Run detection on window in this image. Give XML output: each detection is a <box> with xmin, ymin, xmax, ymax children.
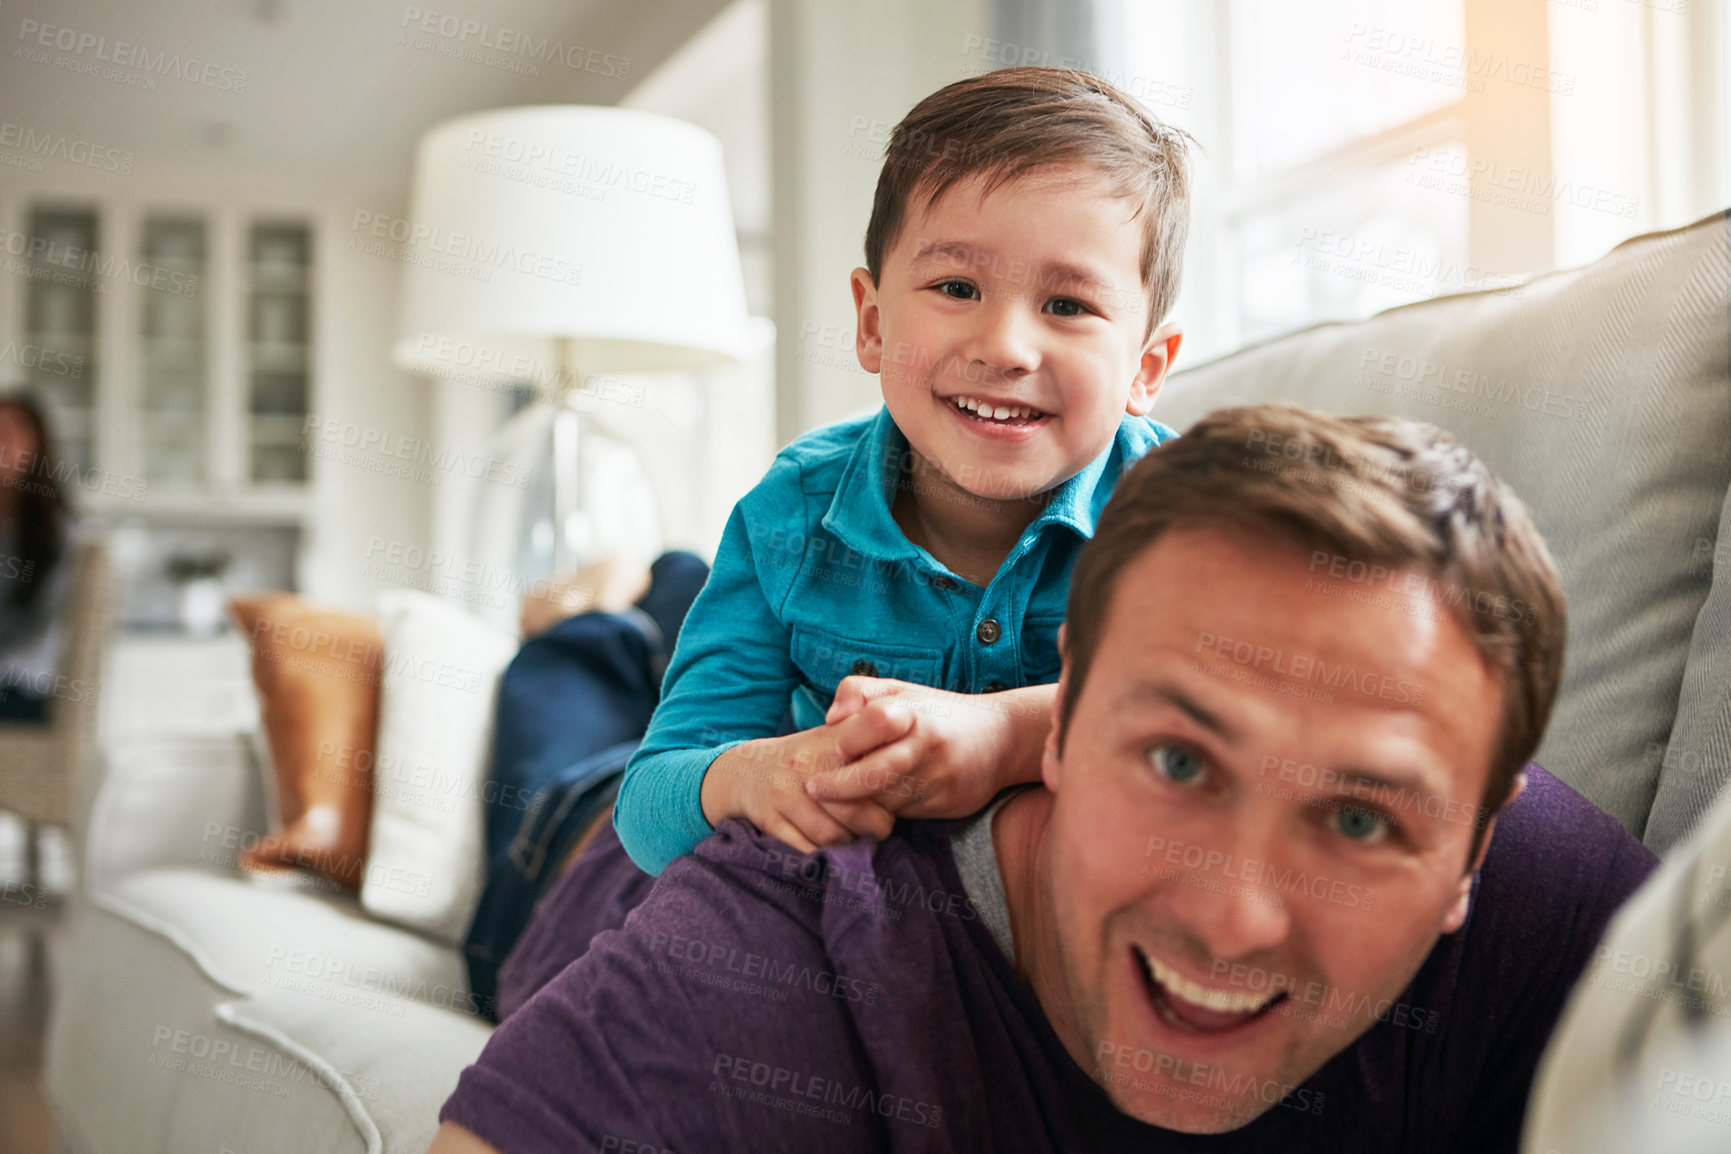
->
<box><xmin>1114</xmin><ymin>0</ymin><xmax>1725</xmax><ymax>361</ymax></box>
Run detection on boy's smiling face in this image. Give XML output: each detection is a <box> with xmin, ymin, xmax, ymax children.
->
<box><xmin>852</xmin><ymin>164</ymin><xmax>1182</xmax><ymax>505</ymax></box>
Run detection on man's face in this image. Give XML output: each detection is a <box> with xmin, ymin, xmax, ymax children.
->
<box><xmin>851</xmin><ymin>165</ymin><xmax>1180</xmax><ymax>504</ymax></box>
<box><xmin>1039</xmin><ymin>524</ymin><xmax>1506</xmax><ymax>1133</ymax></box>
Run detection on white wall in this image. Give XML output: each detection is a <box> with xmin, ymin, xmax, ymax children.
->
<box><xmin>304</xmin><ymin>193</ymin><xmax>436</xmax><ymax>611</ymax></box>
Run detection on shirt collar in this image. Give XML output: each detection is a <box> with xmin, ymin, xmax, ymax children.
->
<box><xmin>820</xmin><ymin>407</ymin><xmax>1129</xmax><ymax>564</ymax></box>
<box><xmin>820</xmin><ymin>408</ymin><xmax>922</xmax><ymax>563</ymax></box>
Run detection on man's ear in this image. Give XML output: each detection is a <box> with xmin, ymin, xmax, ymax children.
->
<box><xmin>851</xmin><ymin>267</ymin><xmax>883</xmax><ymax>375</ymax></box>
<box><xmin>1439</xmin><ymin>772</ymin><xmax>1527</xmax><ymax>933</ymax></box>
<box><xmin>1125</xmin><ymin>322</ymin><xmax>1183</xmax><ymax>417</ymax></box>
<box><xmin>1042</xmin><ymin>624</ymin><xmax>1069</xmax><ymax>792</ymax></box>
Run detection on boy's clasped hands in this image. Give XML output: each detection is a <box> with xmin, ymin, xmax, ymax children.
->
<box><xmin>699</xmin><ymin>675</ymin><xmax>1055</xmax><ymax>854</ymax></box>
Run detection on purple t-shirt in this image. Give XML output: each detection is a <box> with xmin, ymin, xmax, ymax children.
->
<box><xmin>441</xmin><ymin>764</ymin><xmax>1655</xmax><ymax>1152</ymax></box>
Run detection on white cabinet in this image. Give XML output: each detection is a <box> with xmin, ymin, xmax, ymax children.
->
<box><xmin>1</xmin><ymin>199</ymin><xmax>314</xmax><ymax>625</ymax></box>
<box><xmin>3</xmin><ymin>199</ymin><xmax>315</xmax><ymax>512</ymax></box>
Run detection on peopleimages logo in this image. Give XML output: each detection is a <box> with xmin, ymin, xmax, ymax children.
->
<box><xmin>647</xmin><ymin>929</ymin><xmax>883</xmax><ymax>1005</ymax></box>
<box><xmin>302</xmin><ymin>415</ymin><xmax>530</xmax><ymax>489</ymax></box>
<box><xmin>0</xmin><ymin>120</ymin><xmax>133</xmax><ymax>173</ymax></box>
<box><xmin>710</xmin><ymin>1053</ymin><xmax>944</xmax><ymax>1129</ymax></box>
<box><xmin>1193</xmin><ymin>630</ymin><xmax>1426</xmax><ymax>707</ymax></box>
<box><xmin>348</xmin><ymin>210</ymin><xmax>584</xmax><ymax>287</ymax></box>
<box><xmin>1141</xmin><ymin>833</ymin><xmax>1376</xmax><ymax>910</ymax></box>
<box><xmin>399</xmin><ymin>7</ymin><xmax>631</xmax><ymax>78</ymax></box>
<box><xmin>460</xmin><ymin>130</ymin><xmax>698</xmax><ymax>205</ymax></box>
<box><xmin>0</xmin><ymin>338</ymin><xmax>83</xmax><ymax>380</ymax></box>
<box><xmin>16</xmin><ymin>20</ymin><xmax>249</xmax><ymax>92</ymax></box>
<box><xmin>0</xmin><ymin>226</ymin><xmax>199</xmax><ymax>297</ymax></box>
<box><xmin>0</xmin><ymin>441</ymin><xmax>148</xmax><ymax>501</ymax></box>
<box><xmin>1094</xmin><ymin>1040</ymin><xmax>1326</xmax><ymax>1115</ymax></box>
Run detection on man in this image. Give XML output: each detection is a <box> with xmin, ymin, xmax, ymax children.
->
<box><xmin>429</xmin><ymin>403</ymin><xmax>1656</xmax><ymax>1152</ymax></box>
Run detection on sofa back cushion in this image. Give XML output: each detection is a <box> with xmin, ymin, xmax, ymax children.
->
<box><xmin>1157</xmin><ymin>212</ymin><xmax>1731</xmax><ymax>848</ymax></box>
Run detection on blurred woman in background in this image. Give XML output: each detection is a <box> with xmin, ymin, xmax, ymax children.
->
<box><xmin>0</xmin><ymin>391</ymin><xmax>76</xmax><ymax>722</ymax></box>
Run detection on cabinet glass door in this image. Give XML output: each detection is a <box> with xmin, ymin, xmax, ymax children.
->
<box><xmin>23</xmin><ymin>207</ymin><xmax>99</xmax><ymax>474</ymax></box>
<box><xmin>138</xmin><ymin>215</ymin><xmax>207</xmax><ymax>485</ymax></box>
<box><xmin>247</xmin><ymin>222</ymin><xmax>309</xmax><ymax>483</ymax></box>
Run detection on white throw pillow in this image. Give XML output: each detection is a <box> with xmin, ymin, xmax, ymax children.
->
<box><xmin>363</xmin><ymin>589</ymin><xmax>518</xmax><ymax>944</ymax></box>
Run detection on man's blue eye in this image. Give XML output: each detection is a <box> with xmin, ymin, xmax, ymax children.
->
<box><xmin>1150</xmin><ymin>744</ymin><xmax>1204</xmax><ymax>784</ymax></box>
<box><xmin>1333</xmin><ymin>806</ymin><xmax>1389</xmax><ymax>843</ymax></box>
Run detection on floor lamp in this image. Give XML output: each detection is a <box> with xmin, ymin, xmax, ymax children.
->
<box><xmin>393</xmin><ymin>105</ymin><xmax>763</xmax><ymax>580</ymax></box>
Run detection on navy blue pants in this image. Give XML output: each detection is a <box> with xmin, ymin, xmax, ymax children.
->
<box><xmin>464</xmin><ymin>552</ymin><xmax>708</xmax><ymax>1015</ymax></box>
<box><xmin>0</xmin><ymin>685</ymin><xmax>49</xmax><ymax>722</ymax></box>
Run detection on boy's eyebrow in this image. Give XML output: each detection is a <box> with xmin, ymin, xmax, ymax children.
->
<box><xmin>909</xmin><ymin>240</ymin><xmax>1115</xmax><ymax>293</ymax></box>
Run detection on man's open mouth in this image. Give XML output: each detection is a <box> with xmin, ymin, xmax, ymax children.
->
<box><xmin>951</xmin><ymin>395</ymin><xmax>1049</xmax><ymax>426</ymax></box>
<box><xmin>1135</xmin><ymin>947</ymin><xmax>1287</xmax><ymax>1033</ymax></box>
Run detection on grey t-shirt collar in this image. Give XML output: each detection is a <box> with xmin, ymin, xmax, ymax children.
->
<box><xmin>948</xmin><ymin>787</ymin><xmax>1025</xmax><ymax>963</ymax></box>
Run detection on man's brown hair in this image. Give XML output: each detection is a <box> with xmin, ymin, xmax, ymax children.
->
<box><xmin>1059</xmin><ymin>403</ymin><xmax>1567</xmax><ymax>834</ymax></box>
<box><xmin>862</xmin><ymin>66</ymin><xmax>1193</xmax><ymax>338</ymax></box>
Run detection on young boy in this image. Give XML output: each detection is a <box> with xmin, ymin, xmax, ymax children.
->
<box><xmin>616</xmin><ymin>65</ymin><xmax>1192</xmax><ymax>874</ymax></box>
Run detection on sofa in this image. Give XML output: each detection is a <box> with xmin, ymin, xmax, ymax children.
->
<box><xmin>44</xmin><ymin>210</ymin><xmax>1730</xmax><ymax>1153</ymax></box>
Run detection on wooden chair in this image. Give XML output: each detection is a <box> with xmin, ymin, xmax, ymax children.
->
<box><xmin>0</xmin><ymin>540</ymin><xmax>115</xmax><ymax>887</ymax></box>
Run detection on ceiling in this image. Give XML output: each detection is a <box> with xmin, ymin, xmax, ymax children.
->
<box><xmin>0</xmin><ymin>0</ymin><xmax>736</xmax><ymax>197</ymax></box>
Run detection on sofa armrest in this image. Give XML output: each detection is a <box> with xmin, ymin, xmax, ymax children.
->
<box><xmin>84</xmin><ymin>732</ymin><xmax>269</xmax><ymax>893</ymax></box>
<box><xmin>214</xmin><ymin>991</ymin><xmax>493</xmax><ymax>1154</ymax></box>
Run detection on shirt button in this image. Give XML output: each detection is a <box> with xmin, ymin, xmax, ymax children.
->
<box><xmin>850</xmin><ymin>659</ymin><xmax>879</xmax><ymax>678</ymax></box>
<box><xmin>932</xmin><ymin>575</ymin><xmax>958</xmax><ymax>591</ymax></box>
<box><xmin>976</xmin><ymin>618</ymin><xmax>1002</xmax><ymax>645</ymax></box>
<box><xmin>983</xmin><ymin>679</ymin><xmax>1008</xmax><ymax>693</ymax></box>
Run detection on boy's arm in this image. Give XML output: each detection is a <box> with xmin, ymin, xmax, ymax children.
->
<box><xmin>806</xmin><ymin>678</ymin><xmax>1057</xmax><ymax>818</ymax></box>
<box><xmin>616</xmin><ymin>499</ymin><xmax>804</xmax><ymax>874</ymax></box>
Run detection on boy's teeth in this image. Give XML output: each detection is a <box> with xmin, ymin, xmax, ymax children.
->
<box><xmin>1141</xmin><ymin>951</ymin><xmax>1277</xmax><ymax>1015</ymax></box>
<box><xmin>953</xmin><ymin>396</ymin><xmax>1040</xmax><ymax>422</ymax></box>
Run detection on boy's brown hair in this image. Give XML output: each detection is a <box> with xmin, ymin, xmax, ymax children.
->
<box><xmin>1059</xmin><ymin>403</ymin><xmax>1567</xmax><ymax>847</ymax></box>
<box><xmin>863</xmin><ymin>66</ymin><xmax>1193</xmax><ymax>339</ymax></box>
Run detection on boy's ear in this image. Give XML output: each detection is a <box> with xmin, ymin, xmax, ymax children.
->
<box><xmin>851</xmin><ymin>267</ymin><xmax>883</xmax><ymax>375</ymax></box>
<box><xmin>1125</xmin><ymin>322</ymin><xmax>1183</xmax><ymax>417</ymax></box>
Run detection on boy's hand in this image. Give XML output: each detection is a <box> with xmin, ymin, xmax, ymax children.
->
<box><xmin>700</xmin><ymin>706</ymin><xmax>912</xmax><ymax>854</ymax></box>
<box><xmin>806</xmin><ymin>677</ymin><xmax>1057</xmax><ymax>819</ymax></box>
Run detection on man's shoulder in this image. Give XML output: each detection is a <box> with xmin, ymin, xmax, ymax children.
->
<box><xmin>444</xmin><ymin>823</ymin><xmax>939</xmax><ymax>1152</ymax></box>
<box><xmin>1481</xmin><ymin>763</ymin><xmax>1658</xmax><ymax>909</ymax></box>
<box><xmin>1372</xmin><ymin>767</ymin><xmax>1661</xmax><ymax>1147</ymax></box>
<box><xmin>683</xmin><ymin>816</ymin><xmax>967</xmax><ymax>922</ymax></box>
<box><xmin>664</xmin><ymin>819</ymin><xmax>991</xmax><ymax>978</ymax></box>
<box><xmin>1433</xmin><ymin>763</ymin><xmax>1658</xmax><ymax>1043</ymax></box>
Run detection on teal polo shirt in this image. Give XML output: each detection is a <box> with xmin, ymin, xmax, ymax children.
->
<box><xmin>616</xmin><ymin>406</ymin><xmax>1178</xmax><ymax>874</ymax></box>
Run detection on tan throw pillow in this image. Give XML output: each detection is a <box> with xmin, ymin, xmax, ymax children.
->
<box><xmin>228</xmin><ymin>593</ymin><xmax>382</xmax><ymax>890</ymax></box>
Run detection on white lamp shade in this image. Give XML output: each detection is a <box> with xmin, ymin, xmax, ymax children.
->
<box><xmin>393</xmin><ymin>105</ymin><xmax>757</xmax><ymax>385</ymax></box>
